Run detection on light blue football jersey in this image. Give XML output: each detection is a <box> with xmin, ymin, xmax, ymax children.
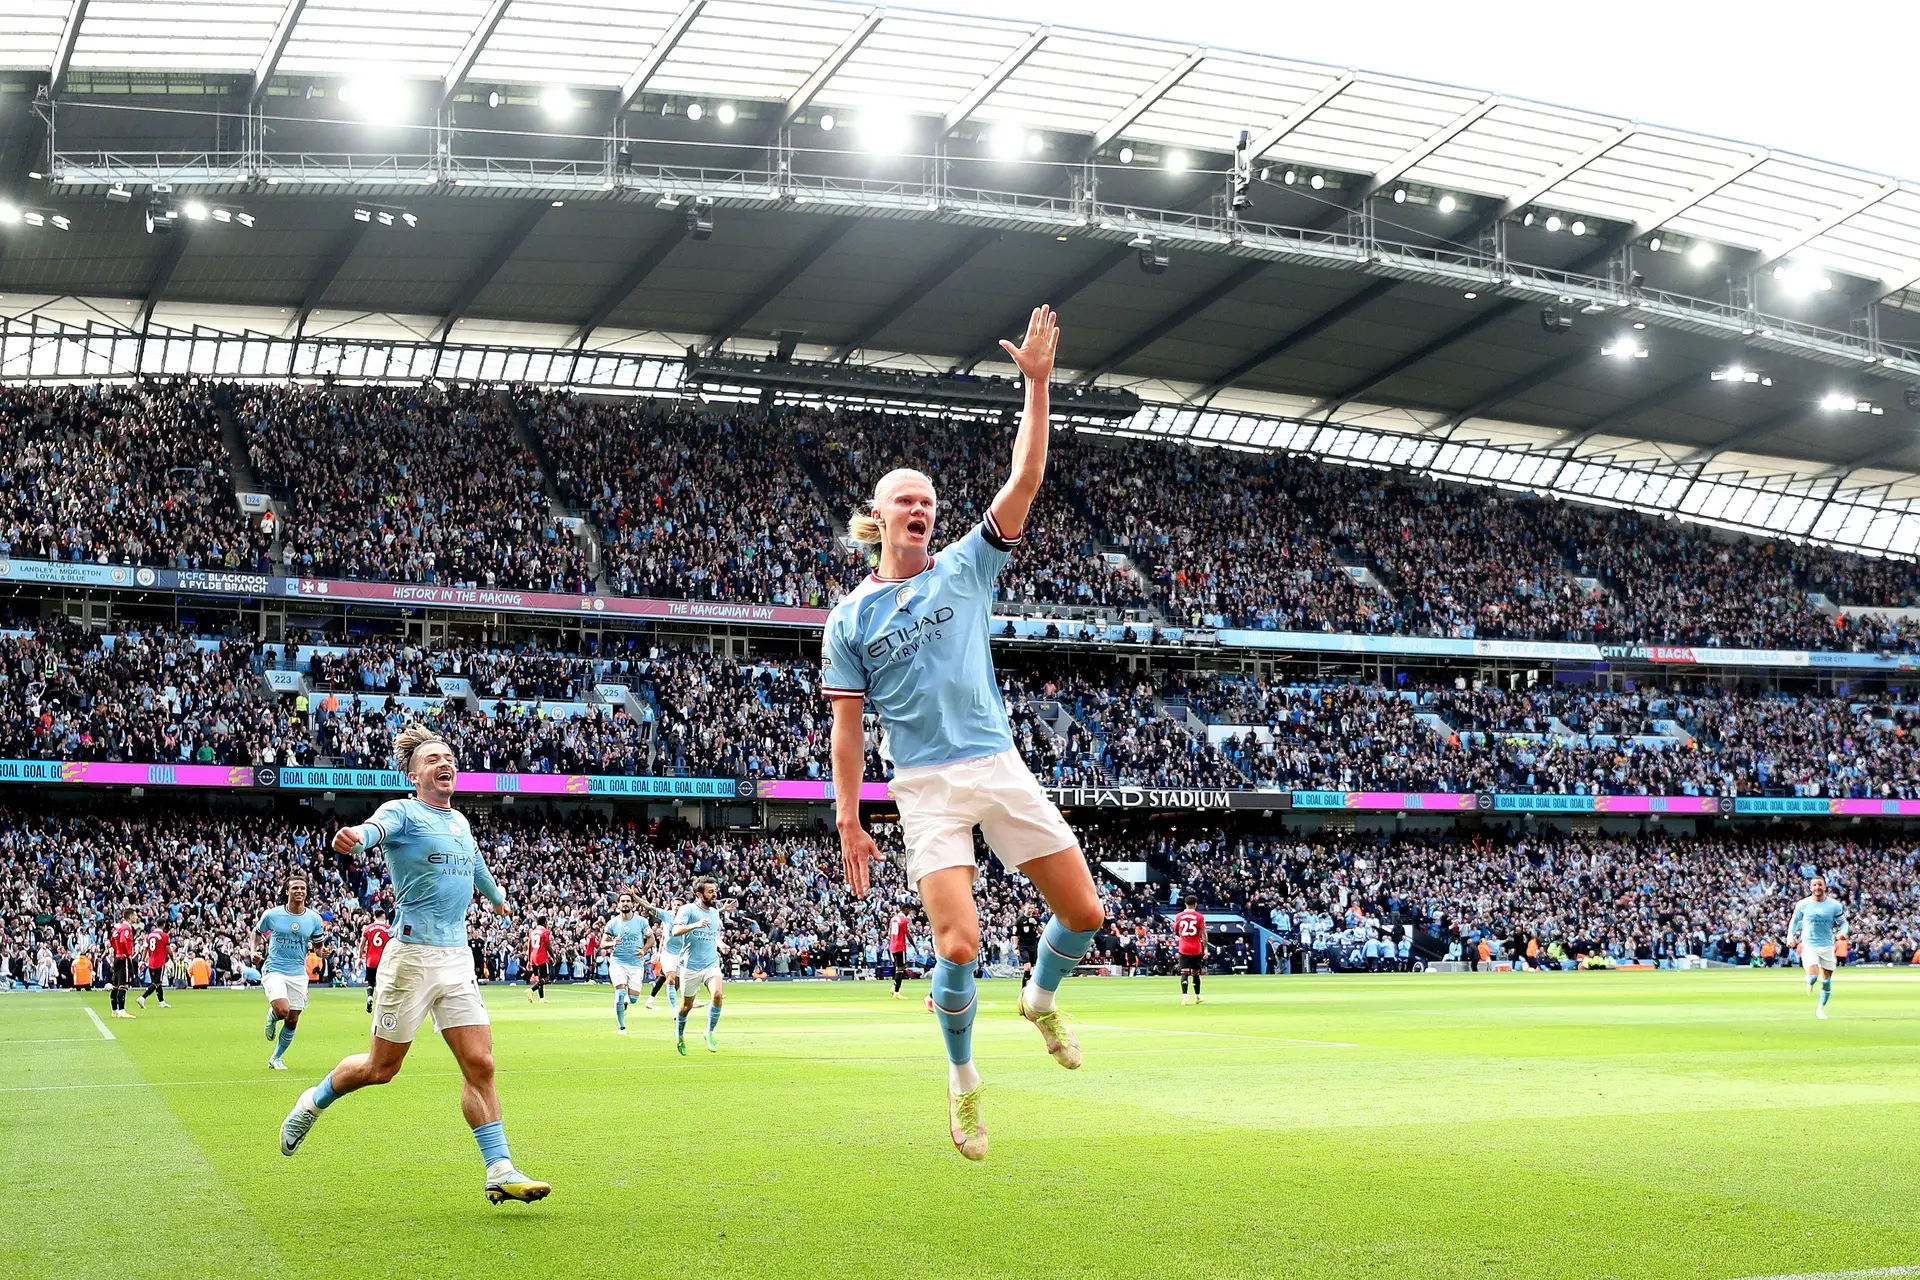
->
<box><xmin>820</xmin><ymin>520</ymin><xmax>1017</xmax><ymax>769</ymax></box>
<box><xmin>605</xmin><ymin>913</ymin><xmax>648</xmax><ymax>963</ymax></box>
<box><xmin>358</xmin><ymin>797</ymin><xmax>502</xmax><ymax>948</ymax></box>
<box><xmin>257</xmin><ymin>907</ymin><xmax>325</xmax><ymax>975</ymax></box>
<box><xmin>1789</xmin><ymin>896</ymin><xmax>1849</xmax><ymax>947</ymax></box>
<box><xmin>675</xmin><ymin>903</ymin><xmax>723</xmax><ymax>972</ymax></box>
<box><xmin>656</xmin><ymin>907</ymin><xmax>682</xmax><ymax>958</ymax></box>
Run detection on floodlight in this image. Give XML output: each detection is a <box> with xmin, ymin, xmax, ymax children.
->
<box><xmin>716</xmin><ymin>103</ymin><xmax>736</xmax><ymax>125</ymax></box>
<box><xmin>1437</xmin><ymin>194</ymin><xmax>1456</xmax><ymax>213</ymax></box>
<box><xmin>1688</xmin><ymin>241</ymin><xmax>1715</xmax><ymax>267</ymax></box>
<box><xmin>858</xmin><ymin>108</ymin><xmax>912</xmax><ymax>155</ymax></box>
<box><xmin>686</xmin><ymin>103</ymin><xmax>704</xmax><ymax>122</ymax></box>
<box><xmin>1392</xmin><ymin>188</ymin><xmax>1406</xmax><ymax>204</ymax></box>
<box><xmin>1308</xmin><ymin>173</ymin><xmax>1323</xmax><ymax>189</ymax></box>
<box><xmin>1545</xmin><ymin>215</ymin><xmax>1562</xmax><ymax>233</ymax></box>
<box><xmin>989</xmin><ymin>122</ymin><xmax>1024</xmax><ymax>159</ymax></box>
<box><xmin>183</xmin><ymin>201</ymin><xmax>208</xmax><ymax>221</ymax></box>
<box><xmin>1118</xmin><ymin>146</ymin><xmax>1133</xmax><ymax>164</ymax></box>
<box><xmin>1283</xmin><ymin>169</ymin><xmax>1296</xmax><ymax>184</ymax></box>
<box><xmin>818</xmin><ymin>113</ymin><xmax>834</xmax><ymax>132</ymax></box>
<box><xmin>541</xmin><ymin>86</ymin><xmax>574</xmax><ymax>121</ymax></box>
<box><xmin>1026</xmin><ymin>132</ymin><xmax>1043</xmax><ymax>155</ymax></box>
<box><xmin>1166</xmin><ymin>151</ymin><xmax>1189</xmax><ymax>173</ymax></box>
<box><xmin>1570</xmin><ymin>220</ymin><xmax>1586</xmax><ymax>236</ymax></box>
<box><xmin>488</xmin><ymin>91</ymin><xmax>501</xmax><ymax>109</ymax></box>
<box><xmin>1648</xmin><ymin>236</ymin><xmax>1662</xmax><ymax>252</ymax></box>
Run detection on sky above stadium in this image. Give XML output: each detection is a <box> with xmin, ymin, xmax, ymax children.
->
<box><xmin>950</xmin><ymin>0</ymin><xmax>1920</xmax><ymax>180</ymax></box>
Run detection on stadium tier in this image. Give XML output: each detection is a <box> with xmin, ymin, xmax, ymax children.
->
<box><xmin>0</xmin><ymin>618</ymin><xmax>1917</xmax><ymax>802</ymax></box>
<box><xmin>5</xmin><ymin>797</ymin><xmax>1917</xmax><ymax>994</ymax></box>
<box><xmin>5</xmin><ymin>383</ymin><xmax>1920</xmax><ymax>654</ymax></box>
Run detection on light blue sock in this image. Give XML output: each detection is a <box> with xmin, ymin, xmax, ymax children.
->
<box><xmin>1032</xmin><ymin>919</ymin><xmax>1098</xmax><ymax>993</ymax></box>
<box><xmin>930</xmin><ymin>955</ymin><xmax>976</xmax><ymax>1067</ymax></box>
<box><xmin>616</xmin><ymin>990</ymin><xmax>627</xmax><ymax>1029</ymax></box>
<box><xmin>472</xmin><ymin>1120</ymin><xmax>510</xmax><ymax>1169</ymax></box>
<box><xmin>1808</xmin><ymin>971</ymin><xmax>1819</xmax><ymax>988</ymax></box>
<box><xmin>313</xmin><ymin>1072</ymin><xmax>340</xmax><ymax>1110</ymax></box>
<box><xmin>274</xmin><ymin>1023</ymin><xmax>296</xmax><ymax>1060</ymax></box>
<box><xmin>675</xmin><ymin>1012</ymin><xmax>687</xmax><ymax>1039</ymax></box>
<box><xmin>1820</xmin><ymin>977</ymin><xmax>1832</xmax><ymax>1007</ymax></box>
<box><xmin>707</xmin><ymin>1004</ymin><xmax>721</xmax><ymax>1034</ymax></box>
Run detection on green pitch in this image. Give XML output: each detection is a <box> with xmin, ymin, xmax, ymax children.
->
<box><xmin>6</xmin><ymin>971</ymin><xmax>1919</xmax><ymax>1279</ymax></box>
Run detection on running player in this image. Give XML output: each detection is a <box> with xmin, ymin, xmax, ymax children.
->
<box><xmin>279</xmin><ymin>723</ymin><xmax>549</xmax><ymax>1205</ymax></box>
<box><xmin>107</xmin><ymin>907</ymin><xmax>138</xmax><ymax>1019</ymax></box>
<box><xmin>136</xmin><ymin>916</ymin><xmax>171</xmax><ymax>1010</ymax></box>
<box><xmin>601</xmin><ymin>892</ymin><xmax>652</xmax><ymax>1033</ymax></box>
<box><xmin>524</xmin><ymin>916</ymin><xmax>553</xmax><ymax>1004</ymax></box>
<box><xmin>671</xmin><ymin>877</ymin><xmax>727</xmax><ymax>1055</ymax></box>
<box><xmin>257</xmin><ymin>875</ymin><xmax>325</xmax><ymax>1069</ymax></box>
<box><xmin>644</xmin><ymin>897</ymin><xmax>681</xmax><ymax>1012</ymax></box>
<box><xmin>889</xmin><ymin>906</ymin><xmax>912</xmax><ymax>998</ymax></box>
<box><xmin>1788</xmin><ymin>876</ymin><xmax>1850</xmax><ymax>1020</ymax></box>
<box><xmin>1173</xmin><ymin>902</ymin><xmax>1207</xmax><ymax>1004</ymax></box>
<box><xmin>360</xmin><ymin>909</ymin><xmax>391</xmax><ymax>1014</ymax></box>
<box><xmin>826</xmin><ymin>305</ymin><xmax>1104</xmax><ymax>1162</ymax></box>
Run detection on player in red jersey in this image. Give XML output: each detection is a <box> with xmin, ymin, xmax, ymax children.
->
<box><xmin>137</xmin><ymin>920</ymin><xmax>172</xmax><ymax>1009</ymax></box>
<box><xmin>108</xmin><ymin>907</ymin><xmax>138</xmax><ymax>1018</ymax></box>
<box><xmin>359</xmin><ymin>910</ymin><xmax>392</xmax><ymax>1014</ymax></box>
<box><xmin>524</xmin><ymin>918</ymin><xmax>553</xmax><ymax>1003</ymax></box>
<box><xmin>888</xmin><ymin>908</ymin><xmax>913</xmax><ymax>999</ymax></box>
<box><xmin>1173</xmin><ymin>904</ymin><xmax>1207</xmax><ymax>1005</ymax></box>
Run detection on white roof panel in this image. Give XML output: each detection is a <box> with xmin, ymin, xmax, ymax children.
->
<box><xmin>1537</xmin><ymin>129</ymin><xmax>1757</xmax><ymax>225</ymax></box>
<box><xmin>469</xmin><ymin>0</ymin><xmax>685</xmax><ymax>89</ymax></box>
<box><xmin>0</xmin><ymin>0</ymin><xmax>67</xmax><ymax>72</ymax></box>
<box><xmin>1664</xmin><ymin>155</ymin><xmax>1885</xmax><ymax>255</ymax></box>
<box><xmin>277</xmin><ymin>0</ymin><xmax>496</xmax><ymax>80</ymax></box>
<box><xmin>819</xmin><ymin>12</ymin><xmax>1034</xmax><ymax>117</ymax></box>
<box><xmin>1801</xmin><ymin>186</ymin><xmax>1920</xmax><ymax>282</ymax></box>
<box><xmin>970</xmin><ymin>30</ymin><xmax>1190</xmax><ymax>134</ymax></box>
<box><xmin>1404</xmin><ymin>101</ymin><xmax>1625</xmax><ymax>201</ymax></box>
<box><xmin>70</xmin><ymin>0</ymin><xmax>283</xmax><ymax>74</ymax></box>
<box><xmin>1275</xmin><ymin>75</ymin><xmax>1486</xmax><ymax>174</ymax></box>
<box><xmin>1128</xmin><ymin>53</ymin><xmax>1346</xmax><ymax>154</ymax></box>
<box><xmin>645</xmin><ymin>0</ymin><xmax>867</xmax><ymax>101</ymax></box>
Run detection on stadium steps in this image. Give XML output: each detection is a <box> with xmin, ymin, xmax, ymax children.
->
<box><xmin>789</xmin><ymin>448</ymin><xmax>855</xmax><ymax>545</ymax></box>
<box><xmin>212</xmin><ymin>402</ymin><xmax>286</xmax><ymax>563</ymax></box>
<box><xmin>509</xmin><ymin>397</ymin><xmax>607</xmax><ymax>577</ymax></box>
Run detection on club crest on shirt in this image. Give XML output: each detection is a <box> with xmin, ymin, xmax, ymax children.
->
<box><xmin>895</xmin><ymin>585</ymin><xmax>915</xmax><ymax>611</ymax></box>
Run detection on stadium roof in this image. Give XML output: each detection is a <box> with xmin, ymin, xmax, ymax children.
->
<box><xmin>3</xmin><ymin>0</ymin><xmax>1920</xmax><ymax>553</ymax></box>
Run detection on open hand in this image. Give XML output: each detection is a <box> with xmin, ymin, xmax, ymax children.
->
<box><xmin>998</xmin><ymin>305</ymin><xmax>1058</xmax><ymax>382</ymax></box>
<box><xmin>840</xmin><ymin>822</ymin><xmax>883</xmax><ymax>897</ymax></box>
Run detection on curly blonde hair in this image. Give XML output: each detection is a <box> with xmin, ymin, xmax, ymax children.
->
<box><xmin>394</xmin><ymin>722</ymin><xmax>450</xmax><ymax>775</ymax></box>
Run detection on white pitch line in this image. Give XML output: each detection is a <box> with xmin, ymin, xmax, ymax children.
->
<box><xmin>0</xmin><ymin>1037</ymin><xmax>112</xmax><ymax>1045</ymax></box>
<box><xmin>83</xmin><ymin>1006</ymin><xmax>115</xmax><ymax>1041</ymax></box>
<box><xmin>1073</xmin><ymin>1022</ymin><xmax>1355</xmax><ymax>1047</ymax></box>
<box><xmin>1732</xmin><ymin>1268</ymin><xmax>1920</xmax><ymax>1279</ymax></box>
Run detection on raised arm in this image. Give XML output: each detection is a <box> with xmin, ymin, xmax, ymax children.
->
<box><xmin>986</xmin><ymin>305</ymin><xmax>1059</xmax><ymax>543</ymax></box>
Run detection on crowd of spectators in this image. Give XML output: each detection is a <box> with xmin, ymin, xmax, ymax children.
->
<box><xmin>802</xmin><ymin>410</ymin><xmax>1147</xmax><ymax>614</ymax></box>
<box><xmin>0</xmin><ymin>383</ymin><xmax>268</xmax><ymax>571</ymax></box>
<box><xmin>8</xmin><ymin>619</ymin><xmax>1920</xmax><ymax>798</ymax></box>
<box><xmin>241</xmin><ymin>384</ymin><xmax>592</xmax><ymax>591</ymax></box>
<box><xmin>5</xmin><ymin>797</ymin><xmax>1916</xmax><ymax>993</ymax></box>
<box><xmin>1130</xmin><ymin>826</ymin><xmax>1920</xmax><ymax>970</ymax></box>
<box><xmin>530</xmin><ymin>394</ymin><xmax>857</xmax><ymax>608</ymax></box>
<box><xmin>9</xmin><ymin>379</ymin><xmax>1920</xmax><ymax>654</ymax></box>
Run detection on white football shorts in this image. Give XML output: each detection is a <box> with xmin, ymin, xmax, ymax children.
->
<box><xmin>372</xmin><ymin>941</ymin><xmax>489</xmax><ymax>1043</ymax></box>
<box><xmin>1800</xmin><ymin>942</ymin><xmax>1838</xmax><ymax>971</ymax></box>
<box><xmin>262</xmin><ymin>971</ymin><xmax>309</xmax><ymax>1011</ymax></box>
<box><xmin>609</xmin><ymin>959</ymin><xmax>648</xmax><ymax>989</ymax></box>
<box><xmin>890</xmin><ymin>748</ymin><xmax>1078</xmax><ymax>890</ymax></box>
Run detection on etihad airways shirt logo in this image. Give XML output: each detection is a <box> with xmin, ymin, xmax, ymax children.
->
<box><xmin>866</xmin><ymin>607</ymin><xmax>956</xmax><ymax>664</ymax></box>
